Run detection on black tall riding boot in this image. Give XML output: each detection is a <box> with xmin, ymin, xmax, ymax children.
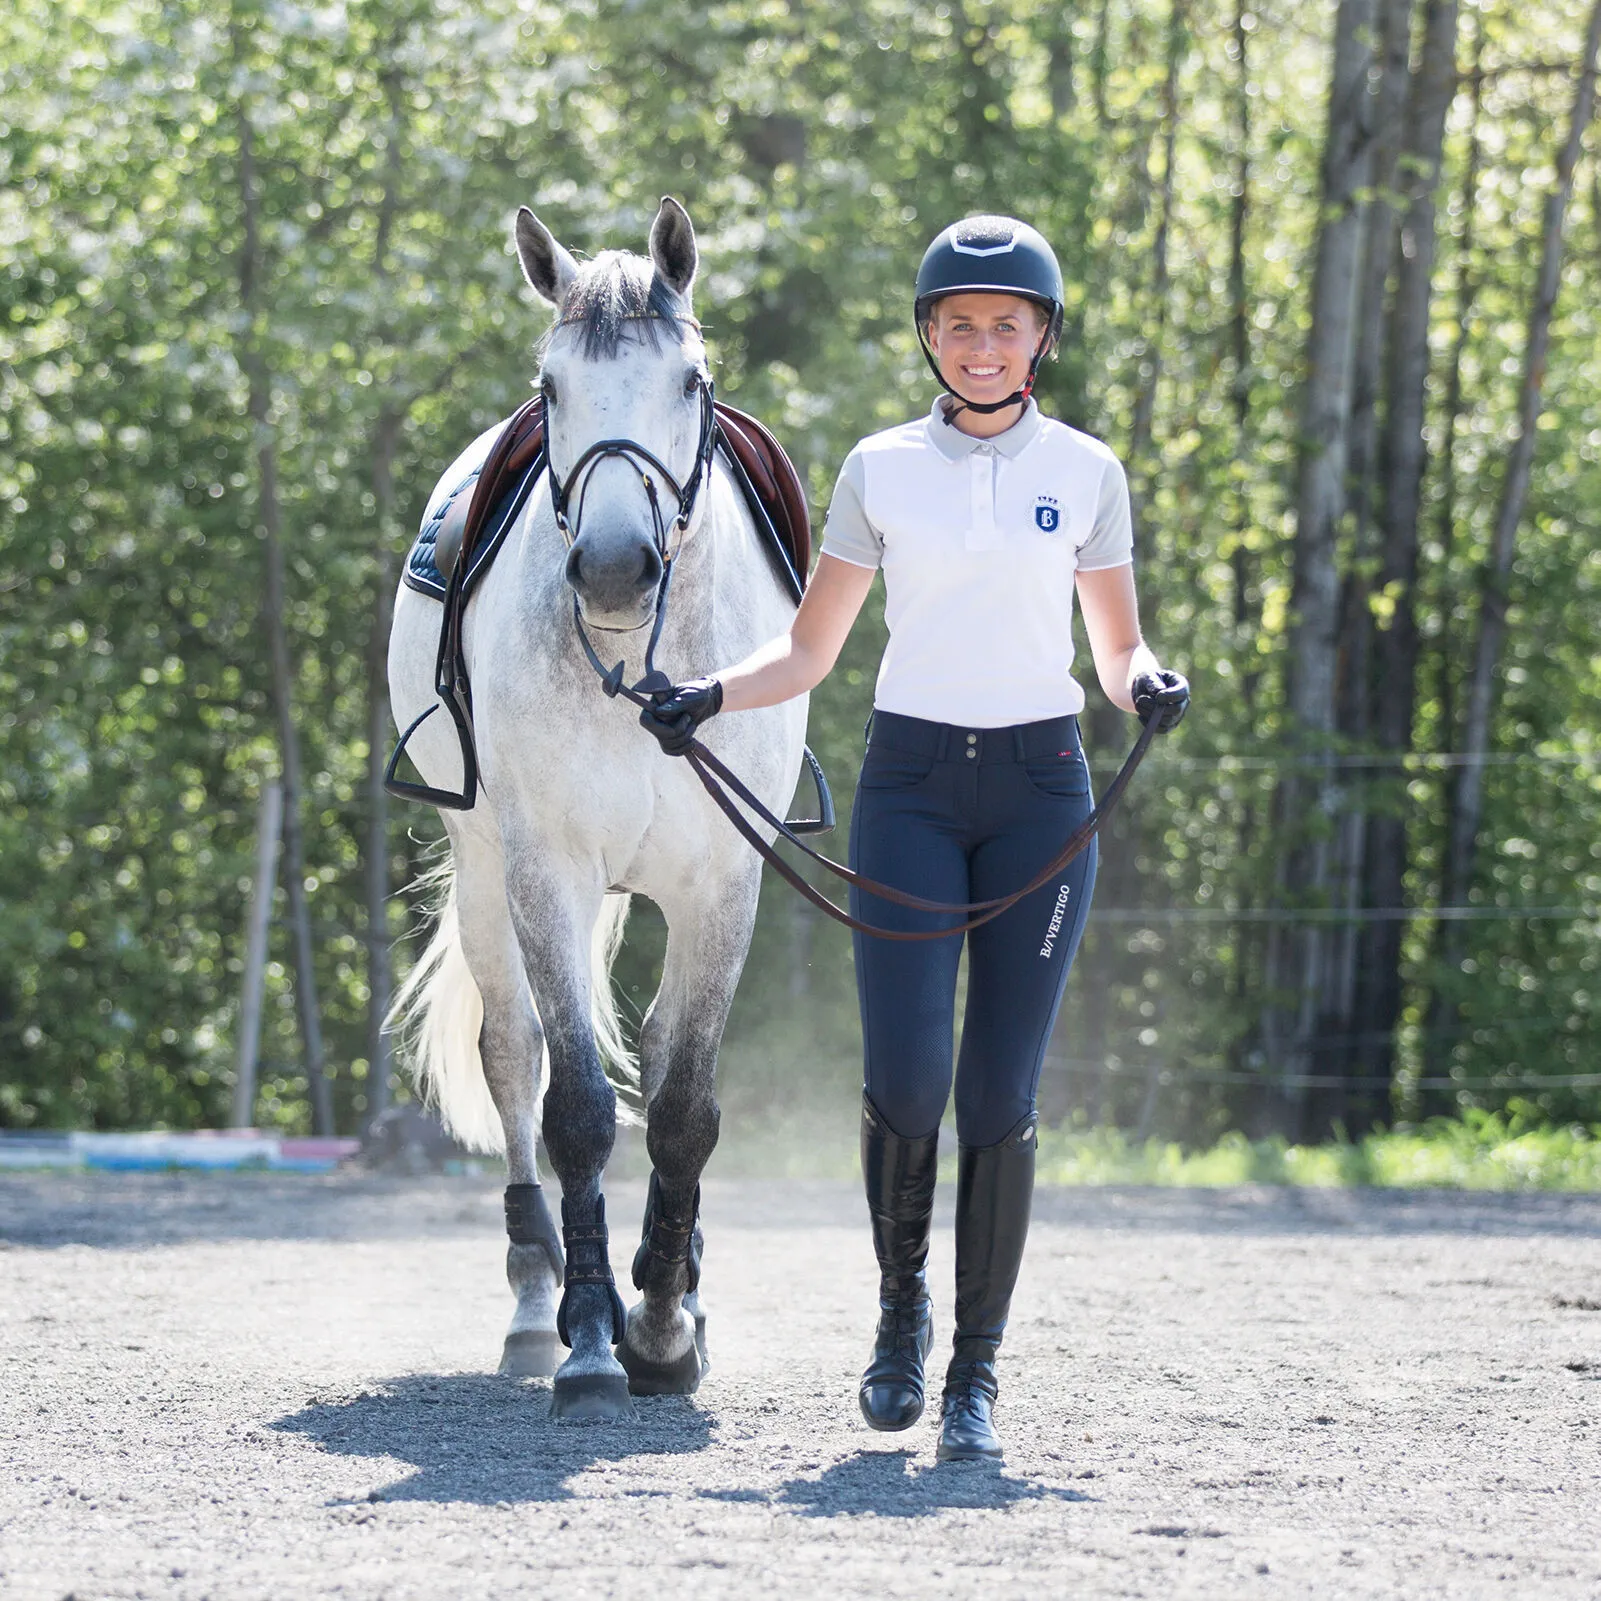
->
<box><xmin>858</xmin><ymin>1095</ymin><xmax>939</xmax><ymax>1432</ymax></box>
<box><xmin>938</xmin><ymin>1112</ymin><xmax>1037</xmax><ymax>1462</ymax></box>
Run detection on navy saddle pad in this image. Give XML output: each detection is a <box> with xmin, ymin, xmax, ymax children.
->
<box><xmin>403</xmin><ymin>456</ymin><xmax>544</xmax><ymax>603</ymax></box>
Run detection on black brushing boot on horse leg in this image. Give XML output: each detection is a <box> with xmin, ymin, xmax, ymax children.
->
<box><xmin>618</xmin><ymin>1171</ymin><xmax>707</xmax><ymax>1395</ymax></box>
<box><xmin>938</xmin><ymin>1112</ymin><xmax>1037</xmax><ymax>1463</ymax></box>
<box><xmin>858</xmin><ymin>1095</ymin><xmax>939</xmax><ymax>1431</ymax></box>
<box><xmin>499</xmin><ymin>1182</ymin><xmax>564</xmax><ymax>1377</ymax></box>
<box><xmin>550</xmin><ymin>1189</ymin><xmax>631</xmax><ymax>1419</ymax></box>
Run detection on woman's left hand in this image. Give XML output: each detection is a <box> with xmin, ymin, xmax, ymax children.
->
<box><xmin>639</xmin><ymin>677</ymin><xmax>724</xmax><ymax>755</ymax></box>
<box><xmin>1131</xmin><ymin>668</ymin><xmax>1189</xmax><ymax>732</ymax></box>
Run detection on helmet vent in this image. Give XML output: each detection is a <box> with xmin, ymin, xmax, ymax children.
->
<box><xmin>951</xmin><ymin>215</ymin><xmax>1018</xmax><ymax>256</ymax></box>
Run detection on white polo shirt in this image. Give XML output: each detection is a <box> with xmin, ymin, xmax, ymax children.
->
<box><xmin>820</xmin><ymin>399</ymin><xmax>1134</xmax><ymax>726</ymax></box>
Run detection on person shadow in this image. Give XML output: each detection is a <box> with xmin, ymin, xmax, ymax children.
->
<box><xmin>703</xmin><ymin>1448</ymin><xmax>1097</xmax><ymax>1519</ymax></box>
<box><xmin>270</xmin><ymin>1373</ymin><xmax>712</xmax><ymax>1505</ymax></box>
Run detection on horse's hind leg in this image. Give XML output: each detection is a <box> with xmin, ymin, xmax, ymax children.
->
<box><xmin>617</xmin><ymin>876</ymin><xmax>757</xmax><ymax>1395</ymax></box>
<box><xmin>451</xmin><ymin>825</ymin><xmax>562</xmax><ymax>1378</ymax></box>
<box><xmin>504</xmin><ymin>854</ymin><xmax>632</xmax><ymax>1421</ymax></box>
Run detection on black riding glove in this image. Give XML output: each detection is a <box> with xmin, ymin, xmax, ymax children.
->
<box><xmin>639</xmin><ymin>676</ymin><xmax>724</xmax><ymax>756</ymax></box>
<box><xmin>1131</xmin><ymin>668</ymin><xmax>1190</xmax><ymax>733</ymax></box>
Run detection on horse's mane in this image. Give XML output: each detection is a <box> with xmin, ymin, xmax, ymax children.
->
<box><xmin>544</xmin><ymin>251</ymin><xmax>690</xmax><ymax>360</ymax></box>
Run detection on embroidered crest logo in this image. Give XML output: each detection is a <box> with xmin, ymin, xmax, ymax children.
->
<box><xmin>1034</xmin><ymin>495</ymin><xmax>1061</xmax><ymax>533</ymax></box>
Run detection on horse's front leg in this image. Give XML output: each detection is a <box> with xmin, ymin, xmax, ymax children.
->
<box><xmin>617</xmin><ymin>868</ymin><xmax>760</xmax><ymax>1395</ymax></box>
<box><xmin>451</xmin><ymin>826</ymin><xmax>562</xmax><ymax>1379</ymax></box>
<box><xmin>506</xmin><ymin>856</ymin><xmax>631</xmax><ymax>1421</ymax></box>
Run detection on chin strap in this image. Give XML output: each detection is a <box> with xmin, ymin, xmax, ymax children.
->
<box><xmin>916</xmin><ymin>323</ymin><xmax>1052</xmax><ymax>418</ymax></box>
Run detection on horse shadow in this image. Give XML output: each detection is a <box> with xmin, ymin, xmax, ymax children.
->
<box><xmin>270</xmin><ymin>1373</ymin><xmax>712</xmax><ymax>1505</ymax></box>
<box><xmin>703</xmin><ymin>1448</ymin><xmax>1096</xmax><ymax>1519</ymax></box>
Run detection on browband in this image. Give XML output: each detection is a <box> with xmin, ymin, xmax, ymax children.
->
<box><xmin>551</xmin><ymin>311</ymin><xmax>703</xmax><ymax>332</ymax></box>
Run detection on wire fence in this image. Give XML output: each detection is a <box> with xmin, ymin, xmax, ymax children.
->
<box><xmin>1090</xmin><ymin>905</ymin><xmax>1596</xmax><ymax>923</ymax></box>
<box><xmin>1083</xmin><ymin>749</ymin><xmax>1601</xmax><ymax>774</ymax></box>
<box><xmin>1044</xmin><ymin>1058</ymin><xmax>1601</xmax><ymax>1093</ymax></box>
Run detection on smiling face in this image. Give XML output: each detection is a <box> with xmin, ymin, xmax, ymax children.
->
<box><xmin>926</xmin><ymin>292</ymin><xmax>1048</xmax><ymax>411</ymax></box>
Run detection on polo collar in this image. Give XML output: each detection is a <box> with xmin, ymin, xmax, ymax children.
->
<box><xmin>926</xmin><ymin>397</ymin><xmax>1042</xmax><ymax>462</ymax></box>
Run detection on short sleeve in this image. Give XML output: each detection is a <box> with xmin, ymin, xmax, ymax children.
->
<box><xmin>1076</xmin><ymin>454</ymin><xmax>1135</xmax><ymax>571</ymax></box>
<box><xmin>818</xmin><ymin>449</ymin><xmax>883</xmax><ymax>571</ymax></box>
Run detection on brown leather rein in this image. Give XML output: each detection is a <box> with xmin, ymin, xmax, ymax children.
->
<box><xmin>674</xmin><ymin>718</ymin><xmax>1159</xmax><ymax>942</ymax></box>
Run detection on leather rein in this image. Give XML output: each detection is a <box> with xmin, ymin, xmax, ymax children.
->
<box><xmin>551</xmin><ymin>325</ymin><xmax>1160</xmax><ymax>943</ymax></box>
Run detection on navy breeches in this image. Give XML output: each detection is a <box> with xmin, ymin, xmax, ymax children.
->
<box><xmin>848</xmin><ymin>710</ymin><xmax>1098</xmax><ymax>1149</ymax></box>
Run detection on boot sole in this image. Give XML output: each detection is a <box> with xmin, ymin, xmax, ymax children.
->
<box><xmin>937</xmin><ymin>1438</ymin><xmax>1003</xmax><ymax>1462</ymax></box>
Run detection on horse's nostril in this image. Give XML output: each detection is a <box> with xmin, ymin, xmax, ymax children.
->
<box><xmin>638</xmin><ymin>544</ymin><xmax>663</xmax><ymax>591</ymax></box>
<box><xmin>564</xmin><ymin>544</ymin><xmax>585</xmax><ymax>590</ymax></box>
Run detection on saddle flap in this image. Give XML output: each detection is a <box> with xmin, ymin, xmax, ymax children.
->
<box><xmin>433</xmin><ymin>493</ymin><xmax>471</xmax><ymax>582</ymax></box>
<box><xmin>454</xmin><ymin>396</ymin><xmax>546</xmax><ymax>576</ymax></box>
<box><xmin>714</xmin><ymin>402</ymin><xmax>812</xmax><ymax>590</ymax></box>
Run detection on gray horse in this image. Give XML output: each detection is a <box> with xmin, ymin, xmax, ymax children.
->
<box><xmin>387</xmin><ymin>199</ymin><xmax>807</xmax><ymax>1419</ymax></box>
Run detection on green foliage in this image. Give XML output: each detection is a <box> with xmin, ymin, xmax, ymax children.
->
<box><xmin>1</xmin><ymin>0</ymin><xmax>1596</xmax><ymax>1135</ymax></box>
<box><xmin>1031</xmin><ymin>1107</ymin><xmax>1601</xmax><ymax>1192</ymax></box>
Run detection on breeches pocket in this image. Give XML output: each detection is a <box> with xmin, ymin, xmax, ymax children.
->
<box><xmin>858</xmin><ymin>746</ymin><xmax>937</xmax><ymax>793</ymax></box>
<box><xmin>1019</xmin><ymin>752</ymin><xmax>1091</xmax><ymax>801</ymax></box>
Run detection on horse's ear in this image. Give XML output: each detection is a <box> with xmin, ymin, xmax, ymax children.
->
<box><xmin>514</xmin><ymin>207</ymin><xmax>579</xmax><ymax>306</ymax></box>
<box><xmin>648</xmin><ymin>196</ymin><xmax>698</xmax><ymax>302</ymax></box>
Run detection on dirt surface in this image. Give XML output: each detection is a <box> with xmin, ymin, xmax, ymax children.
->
<box><xmin>3</xmin><ymin>1171</ymin><xmax>1600</xmax><ymax>1601</ymax></box>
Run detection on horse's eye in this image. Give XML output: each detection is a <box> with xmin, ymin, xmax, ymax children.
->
<box><xmin>540</xmin><ymin>375</ymin><xmax>557</xmax><ymax>406</ymax></box>
<box><xmin>683</xmin><ymin>369</ymin><xmax>701</xmax><ymax>397</ymax></box>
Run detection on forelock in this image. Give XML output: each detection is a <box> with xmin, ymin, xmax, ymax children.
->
<box><xmin>540</xmin><ymin>250</ymin><xmax>689</xmax><ymax>360</ymax></box>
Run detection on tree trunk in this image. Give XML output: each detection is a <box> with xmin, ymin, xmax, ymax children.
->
<box><xmin>1346</xmin><ymin>0</ymin><xmax>1461</xmax><ymax>1132</ymax></box>
<box><xmin>1046</xmin><ymin>6</ymin><xmax>1077</xmax><ymax>120</ymax></box>
<box><xmin>1127</xmin><ymin>0</ymin><xmax>1187</xmax><ymax>584</ymax></box>
<box><xmin>1321</xmin><ymin>0</ymin><xmax>1416</xmax><ymax>1123</ymax></box>
<box><xmin>1092</xmin><ymin>0</ymin><xmax>1113</xmax><ymax>127</ymax></box>
<box><xmin>231</xmin><ymin>780</ymin><xmax>283</xmax><ymax>1129</ymax></box>
<box><xmin>1422</xmin><ymin>19</ymin><xmax>1486</xmax><ymax>1096</ymax></box>
<box><xmin>236</xmin><ymin>97</ymin><xmax>335</xmax><ymax>1137</ymax></box>
<box><xmin>364</xmin><ymin>409</ymin><xmax>402</xmax><ymax>1129</ymax></box>
<box><xmin>1263</xmin><ymin>0</ymin><xmax>1379</xmax><ymax>1135</ymax></box>
<box><xmin>1435</xmin><ymin>0</ymin><xmax>1601</xmax><ymax>1075</ymax></box>
<box><xmin>1227</xmin><ymin>0</ymin><xmax>1268</xmax><ymax>1114</ymax></box>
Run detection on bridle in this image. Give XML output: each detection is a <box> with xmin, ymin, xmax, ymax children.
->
<box><xmin>545</xmin><ymin>311</ymin><xmax>718</xmax><ymax>703</ymax></box>
<box><xmin>552</xmin><ymin>313</ymin><xmax>1158</xmax><ymax>940</ymax></box>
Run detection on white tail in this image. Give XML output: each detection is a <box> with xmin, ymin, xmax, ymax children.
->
<box><xmin>386</xmin><ymin>857</ymin><xmax>639</xmax><ymax>1154</ymax></box>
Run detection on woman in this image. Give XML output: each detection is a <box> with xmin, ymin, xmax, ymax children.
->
<box><xmin>641</xmin><ymin>216</ymin><xmax>1189</xmax><ymax>1461</ymax></box>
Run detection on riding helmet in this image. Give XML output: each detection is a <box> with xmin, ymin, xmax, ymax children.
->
<box><xmin>914</xmin><ymin>215</ymin><xmax>1065</xmax><ymax>345</ymax></box>
<box><xmin>913</xmin><ymin>215</ymin><xmax>1064</xmax><ymax>413</ymax></box>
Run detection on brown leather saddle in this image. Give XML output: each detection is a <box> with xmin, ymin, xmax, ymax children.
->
<box><xmin>420</xmin><ymin>398</ymin><xmax>810</xmax><ymax>604</ymax></box>
<box><xmin>388</xmin><ymin>398</ymin><xmax>816</xmax><ymax>811</ymax></box>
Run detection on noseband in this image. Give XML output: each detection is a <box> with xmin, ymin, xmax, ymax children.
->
<box><xmin>545</xmin><ymin>313</ymin><xmax>718</xmax><ymax>697</ymax></box>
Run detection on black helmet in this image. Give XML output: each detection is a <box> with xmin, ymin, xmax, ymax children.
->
<box><xmin>914</xmin><ymin>215</ymin><xmax>1064</xmax><ymax>415</ymax></box>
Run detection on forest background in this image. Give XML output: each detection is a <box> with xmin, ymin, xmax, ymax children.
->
<box><xmin>2</xmin><ymin>0</ymin><xmax>1598</xmax><ymax>1156</ymax></box>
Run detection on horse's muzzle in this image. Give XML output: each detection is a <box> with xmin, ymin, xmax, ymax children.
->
<box><xmin>565</xmin><ymin>536</ymin><xmax>664</xmax><ymax>627</ymax></box>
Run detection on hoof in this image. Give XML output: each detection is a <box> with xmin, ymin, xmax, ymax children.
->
<box><xmin>618</xmin><ymin>1336</ymin><xmax>704</xmax><ymax>1396</ymax></box>
<box><xmin>549</xmin><ymin>1365</ymin><xmax>634</xmax><ymax>1422</ymax></box>
<box><xmin>499</xmin><ymin>1329</ymin><xmax>560</xmax><ymax>1378</ymax></box>
<box><xmin>684</xmin><ymin>1291</ymin><xmax>710</xmax><ymax>1376</ymax></box>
